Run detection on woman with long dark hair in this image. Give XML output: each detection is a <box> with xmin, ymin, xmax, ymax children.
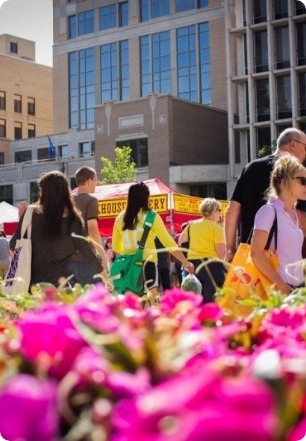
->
<box><xmin>112</xmin><ymin>182</ymin><xmax>194</xmax><ymax>301</ymax></box>
<box><xmin>10</xmin><ymin>171</ymin><xmax>103</xmax><ymax>287</ymax></box>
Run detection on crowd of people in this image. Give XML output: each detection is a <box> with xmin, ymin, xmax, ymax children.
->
<box><xmin>2</xmin><ymin>126</ymin><xmax>306</xmax><ymax>302</ymax></box>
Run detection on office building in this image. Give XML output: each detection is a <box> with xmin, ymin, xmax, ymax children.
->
<box><xmin>226</xmin><ymin>0</ymin><xmax>306</xmax><ymax>191</ymax></box>
<box><xmin>52</xmin><ymin>0</ymin><xmax>230</xmax><ymax>197</ymax></box>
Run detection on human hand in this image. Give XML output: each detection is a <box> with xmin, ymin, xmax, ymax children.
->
<box><xmin>183</xmin><ymin>261</ymin><xmax>194</xmax><ymax>274</ymax></box>
<box><xmin>18</xmin><ymin>201</ymin><xmax>28</xmax><ymax>218</ymax></box>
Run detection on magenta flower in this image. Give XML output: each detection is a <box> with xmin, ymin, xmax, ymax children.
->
<box><xmin>0</xmin><ymin>374</ymin><xmax>58</xmax><ymax>441</ymax></box>
<box><xmin>198</xmin><ymin>302</ymin><xmax>225</xmax><ymax>323</ymax></box>
<box><xmin>159</xmin><ymin>288</ymin><xmax>203</xmax><ymax>315</ymax></box>
<box><xmin>111</xmin><ymin>363</ymin><xmax>277</xmax><ymax>441</ymax></box>
<box><xmin>17</xmin><ymin>304</ymin><xmax>88</xmax><ymax>378</ymax></box>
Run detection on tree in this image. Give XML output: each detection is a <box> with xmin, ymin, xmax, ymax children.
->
<box><xmin>257</xmin><ymin>140</ymin><xmax>277</xmax><ymax>158</ymax></box>
<box><xmin>100</xmin><ymin>146</ymin><xmax>136</xmax><ymax>184</ymax></box>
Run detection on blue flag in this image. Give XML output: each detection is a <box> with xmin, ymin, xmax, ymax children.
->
<box><xmin>47</xmin><ymin>135</ymin><xmax>56</xmax><ymax>158</ymax></box>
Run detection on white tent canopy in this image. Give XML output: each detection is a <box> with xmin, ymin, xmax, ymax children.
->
<box><xmin>0</xmin><ymin>201</ymin><xmax>19</xmax><ymax>225</ymax></box>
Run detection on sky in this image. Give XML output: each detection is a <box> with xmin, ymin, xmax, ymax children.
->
<box><xmin>0</xmin><ymin>0</ymin><xmax>53</xmax><ymax>66</ymax></box>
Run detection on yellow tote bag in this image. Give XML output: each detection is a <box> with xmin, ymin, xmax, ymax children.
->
<box><xmin>218</xmin><ymin>243</ymin><xmax>278</xmax><ymax>317</ymax></box>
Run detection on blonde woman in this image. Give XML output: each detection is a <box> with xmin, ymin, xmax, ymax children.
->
<box><xmin>251</xmin><ymin>154</ymin><xmax>306</xmax><ymax>294</ymax></box>
<box><xmin>179</xmin><ymin>198</ymin><xmax>226</xmax><ymax>303</ymax></box>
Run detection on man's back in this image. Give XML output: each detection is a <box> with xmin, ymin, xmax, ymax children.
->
<box><xmin>231</xmin><ymin>154</ymin><xmax>275</xmax><ymax>242</ymax></box>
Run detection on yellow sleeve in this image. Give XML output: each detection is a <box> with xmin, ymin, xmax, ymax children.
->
<box><xmin>152</xmin><ymin>213</ymin><xmax>178</xmax><ymax>251</ymax></box>
<box><xmin>112</xmin><ymin>215</ymin><xmax>124</xmax><ymax>254</ymax></box>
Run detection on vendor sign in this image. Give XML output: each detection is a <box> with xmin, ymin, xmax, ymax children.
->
<box><xmin>173</xmin><ymin>194</ymin><xmax>203</xmax><ymax>215</ymax></box>
<box><xmin>173</xmin><ymin>194</ymin><xmax>228</xmax><ymax>216</ymax></box>
<box><xmin>98</xmin><ymin>194</ymin><xmax>168</xmax><ymax>218</ymax></box>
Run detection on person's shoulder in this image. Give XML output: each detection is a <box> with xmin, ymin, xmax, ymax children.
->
<box><xmin>244</xmin><ymin>154</ymin><xmax>274</xmax><ymax>171</ymax></box>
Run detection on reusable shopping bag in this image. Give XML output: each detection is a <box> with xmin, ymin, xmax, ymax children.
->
<box><xmin>4</xmin><ymin>205</ymin><xmax>35</xmax><ymax>295</ymax></box>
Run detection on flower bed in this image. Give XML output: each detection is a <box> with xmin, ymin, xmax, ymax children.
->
<box><xmin>1</xmin><ymin>285</ymin><xmax>306</xmax><ymax>440</ymax></box>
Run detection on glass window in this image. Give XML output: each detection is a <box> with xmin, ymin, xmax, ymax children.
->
<box><xmin>273</xmin><ymin>0</ymin><xmax>288</xmax><ymax>20</ymax></box>
<box><xmin>257</xmin><ymin>127</ymin><xmax>271</xmax><ymax>154</ymax></box>
<box><xmin>0</xmin><ymin>119</ymin><xmax>6</xmax><ymax>138</ymax></box>
<box><xmin>78</xmin><ymin>10</ymin><xmax>94</xmax><ymax>36</ymax></box>
<box><xmin>100</xmin><ymin>5</ymin><xmax>117</xmax><ymax>30</ymax></box>
<box><xmin>68</xmin><ymin>15</ymin><xmax>76</xmax><ymax>39</ymax></box>
<box><xmin>140</xmin><ymin>31</ymin><xmax>171</xmax><ymax>96</ymax></box>
<box><xmin>0</xmin><ymin>153</ymin><xmax>4</xmax><ymax>165</ymax></box>
<box><xmin>254</xmin><ymin>30</ymin><xmax>268</xmax><ymax>73</ymax></box>
<box><xmin>177</xmin><ymin>25</ymin><xmax>197</xmax><ymax>102</ymax></box>
<box><xmin>10</xmin><ymin>42</ymin><xmax>18</xmax><ymax>54</ymax></box>
<box><xmin>276</xmin><ymin>75</ymin><xmax>292</xmax><ymax>119</ymax></box>
<box><xmin>14</xmin><ymin>94</ymin><xmax>22</xmax><ymax>113</ymax></box>
<box><xmin>28</xmin><ymin>124</ymin><xmax>35</xmax><ymax>138</ymax></box>
<box><xmin>252</xmin><ymin>0</ymin><xmax>267</xmax><ymax>24</ymax></box>
<box><xmin>30</xmin><ymin>181</ymin><xmax>39</xmax><ymax>203</ymax></box>
<box><xmin>116</xmin><ymin>139</ymin><xmax>148</xmax><ymax>168</ymax></box>
<box><xmin>69</xmin><ymin>48</ymin><xmax>95</xmax><ymax>130</ymax></box>
<box><xmin>297</xmin><ymin>23</ymin><xmax>306</xmax><ymax>66</ymax></box>
<box><xmin>176</xmin><ymin>0</ymin><xmax>195</xmax><ymax>12</ymax></box>
<box><xmin>14</xmin><ymin>122</ymin><xmax>22</xmax><ymax>140</ymax></box>
<box><xmin>199</xmin><ymin>0</ymin><xmax>208</xmax><ymax>7</ymax></box>
<box><xmin>140</xmin><ymin>0</ymin><xmax>169</xmax><ymax>22</ymax></box>
<box><xmin>27</xmin><ymin>97</ymin><xmax>35</xmax><ymax>115</ymax></box>
<box><xmin>0</xmin><ymin>185</ymin><xmax>13</xmax><ymax>205</ymax></box>
<box><xmin>190</xmin><ymin>183</ymin><xmax>227</xmax><ymax>200</ymax></box>
<box><xmin>299</xmin><ymin>72</ymin><xmax>306</xmax><ymax>117</ymax></box>
<box><xmin>101</xmin><ymin>40</ymin><xmax>129</xmax><ymax>102</ymax></box>
<box><xmin>275</xmin><ymin>26</ymin><xmax>290</xmax><ymax>69</ymax></box>
<box><xmin>38</xmin><ymin>148</ymin><xmax>49</xmax><ymax>160</ymax></box>
<box><xmin>15</xmin><ymin>150</ymin><xmax>32</xmax><ymax>163</ymax></box>
<box><xmin>255</xmin><ymin>78</ymin><xmax>270</xmax><ymax>122</ymax></box>
<box><xmin>0</xmin><ymin>91</ymin><xmax>6</xmax><ymax>110</ymax></box>
<box><xmin>59</xmin><ymin>144</ymin><xmax>69</xmax><ymax>158</ymax></box>
<box><xmin>79</xmin><ymin>141</ymin><xmax>94</xmax><ymax>157</ymax></box>
<box><xmin>199</xmin><ymin>22</ymin><xmax>211</xmax><ymax>105</ymax></box>
<box><xmin>69</xmin><ymin>11</ymin><xmax>94</xmax><ymax>38</ymax></box>
<box><xmin>119</xmin><ymin>2</ymin><xmax>128</xmax><ymax>27</ymax></box>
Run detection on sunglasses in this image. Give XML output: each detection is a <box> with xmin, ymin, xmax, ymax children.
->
<box><xmin>294</xmin><ymin>176</ymin><xmax>306</xmax><ymax>186</ymax></box>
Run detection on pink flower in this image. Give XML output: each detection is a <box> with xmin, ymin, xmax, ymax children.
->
<box><xmin>0</xmin><ymin>374</ymin><xmax>58</xmax><ymax>441</ymax></box>
<box><xmin>111</xmin><ymin>363</ymin><xmax>277</xmax><ymax>441</ymax></box>
<box><xmin>159</xmin><ymin>288</ymin><xmax>203</xmax><ymax>315</ymax></box>
<box><xmin>17</xmin><ymin>304</ymin><xmax>87</xmax><ymax>378</ymax></box>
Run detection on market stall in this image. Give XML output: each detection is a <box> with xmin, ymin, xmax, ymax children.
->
<box><xmin>3</xmin><ymin>179</ymin><xmax>228</xmax><ymax>237</ymax></box>
<box><xmin>91</xmin><ymin>178</ymin><xmax>227</xmax><ymax>237</ymax></box>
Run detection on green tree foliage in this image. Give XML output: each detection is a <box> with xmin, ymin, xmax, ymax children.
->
<box><xmin>100</xmin><ymin>146</ymin><xmax>136</xmax><ymax>184</ymax></box>
<box><xmin>257</xmin><ymin>140</ymin><xmax>277</xmax><ymax>158</ymax></box>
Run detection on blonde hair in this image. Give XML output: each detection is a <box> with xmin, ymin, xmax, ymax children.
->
<box><xmin>199</xmin><ymin>198</ymin><xmax>221</xmax><ymax>216</ymax></box>
<box><xmin>267</xmin><ymin>153</ymin><xmax>306</xmax><ymax>199</ymax></box>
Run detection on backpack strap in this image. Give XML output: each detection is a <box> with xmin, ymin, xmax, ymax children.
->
<box><xmin>138</xmin><ymin>210</ymin><xmax>156</xmax><ymax>250</ymax></box>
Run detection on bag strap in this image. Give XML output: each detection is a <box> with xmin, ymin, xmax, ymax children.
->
<box><xmin>20</xmin><ymin>205</ymin><xmax>35</xmax><ymax>239</ymax></box>
<box><xmin>265</xmin><ymin>208</ymin><xmax>278</xmax><ymax>250</ymax></box>
<box><xmin>138</xmin><ymin>210</ymin><xmax>156</xmax><ymax>250</ymax></box>
<box><xmin>247</xmin><ymin>206</ymin><xmax>278</xmax><ymax>249</ymax></box>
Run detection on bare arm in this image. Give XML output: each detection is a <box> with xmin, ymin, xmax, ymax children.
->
<box><xmin>178</xmin><ymin>231</ymin><xmax>188</xmax><ymax>246</ymax></box>
<box><xmin>87</xmin><ymin>219</ymin><xmax>109</xmax><ymax>272</ymax></box>
<box><xmin>224</xmin><ymin>200</ymin><xmax>241</xmax><ymax>262</ymax></box>
<box><xmin>251</xmin><ymin>229</ymin><xmax>291</xmax><ymax>294</ymax></box>
<box><xmin>171</xmin><ymin>249</ymin><xmax>194</xmax><ymax>274</ymax></box>
<box><xmin>215</xmin><ymin>243</ymin><xmax>226</xmax><ymax>260</ymax></box>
